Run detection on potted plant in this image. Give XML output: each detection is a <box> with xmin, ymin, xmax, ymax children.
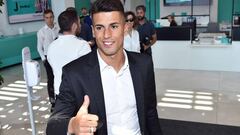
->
<box><xmin>0</xmin><ymin>0</ymin><xmax>4</xmax><ymax>13</ymax></box>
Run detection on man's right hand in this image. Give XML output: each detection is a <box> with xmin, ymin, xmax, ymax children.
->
<box><xmin>68</xmin><ymin>95</ymin><xmax>99</xmax><ymax>135</ymax></box>
<box><xmin>143</xmin><ymin>44</ymin><xmax>150</xmax><ymax>50</ymax></box>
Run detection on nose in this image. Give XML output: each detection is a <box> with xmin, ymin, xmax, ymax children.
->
<box><xmin>104</xmin><ymin>28</ymin><xmax>111</xmax><ymax>39</ymax></box>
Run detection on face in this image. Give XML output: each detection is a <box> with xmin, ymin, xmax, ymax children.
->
<box><xmin>126</xmin><ymin>14</ymin><xmax>134</xmax><ymax>29</ymax></box>
<box><xmin>44</xmin><ymin>12</ymin><xmax>54</xmax><ymax>26</ymax></box>
<box><xmin>81</xmin><ymin>9</ymin><xmax>87</xmax><ymax>15</ymax></box>
<box><xmin>136</xmin><ymin>9</ymin><xmax>145</xmax><ymax>20</ymax></box>
<box><xmin>168</xmin><ymin>16</ymin><xmax>172</xmax><ymax>22</ymax></box>
<box><xmin>92</xmin><ymin>11</ymin><xmax>127</xmax><ymax>57</ymax></box>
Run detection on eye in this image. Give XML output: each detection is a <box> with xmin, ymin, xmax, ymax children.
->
<box><xmin>111</xmin><ymin>25</ymin><xmax>118</xmax><ymax>29</ymax></box>
<box><xmin>95</xmin><ymin>26</ymin><xmax>103</xmax><ymax>31</ymax></box>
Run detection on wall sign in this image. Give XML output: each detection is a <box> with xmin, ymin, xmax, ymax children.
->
<box><xmin>7</xmin><ymin>0</ymin><xmax>51</xmax><ymax>24</ymax></box>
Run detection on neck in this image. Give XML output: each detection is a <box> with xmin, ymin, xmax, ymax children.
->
<box><xmin>127</xmin><ymin>28</ymin><xmax>133</xmax><ymax>35</ymax></box>
<box><xmin>62</xmin><ymin>31</ymin><xmax>75</xmax><ymax>36</ymax></box>
<box><xmin>139</xmin><ymin>19</ymin><xmax>145</xmax><ymax>25</ymax></box>
<box><xmin>99</xmin><ymin>49</ymin><xmax>125</xmax><ymax>72</ymax></box>
<box><xmin>48</xmin><ymin>23</ymin><xmax>54</xmax><ymax>29</ymax></box>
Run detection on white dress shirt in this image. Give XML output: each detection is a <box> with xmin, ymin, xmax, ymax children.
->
<box><xmin>97</xmin><ymin>50</ymin><xmax>141</xmax><ymax>135</ymax></box>
<box><xmin>37</xmin><ymin>24</ymin><xmax>59</xmax><ymax>61</ymax></box>
<box><xmin>47</xmin><ymin>35</ymin><xmax>91</xmax><ymax>95</ymax></box>
<box><xmin>124</xmin><ymin>29</ymin><xmax>141</xmax><ymax>53</ymax></box>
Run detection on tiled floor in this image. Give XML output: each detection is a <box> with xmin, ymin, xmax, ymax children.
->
<box><xmin>0</xmin><ymin>61</ymin><xmax>49</xmax><ymax>135</ymax></box>
<box><xmin>1</xmin><ymin>62</ymin><xmax>240</xmax><ymax>134</ymax></box>
<box><xmin>156</xmin><ymin>69</ymin><xmax>240</xmax><ymax>126</ymax></box>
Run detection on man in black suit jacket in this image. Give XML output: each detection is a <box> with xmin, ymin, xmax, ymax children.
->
<box><xmin>46</xmin><ymin>0</ymin><xmax>162</xmax><ymax>134</ymax></box>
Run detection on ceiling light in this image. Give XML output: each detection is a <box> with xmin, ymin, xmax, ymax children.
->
<box><xmin>194</xmin><ymin>106</ymin><xmax>213</xmax><ymax>111</ymax></box>
<box><xmin>158</xmin><ymin>102</ymin><xmax>192</xmax><ymax>109</ymax></box>
<box><xmin>165</xmin><ymin>93</ymin><xmax>193</xmax><ymax>98</ymax></box>
<box><xmin>161</xmin><ymin>97</ymin><xmax>193</xmax><ymax>103</ymax></box>
<box><xmin>0</xmin><ymin>96</ymin><xmax>18</xmax><ymax>101</ymax></box>
<box><xmin>196</xmin><ymin>92</ymin><xmax>212</xmax><ymax>95</ymax></box>
<box><xmin>167</xmin><ymin>89</ymin><xmax>194</xmax><ymax>94</ymax></box>
<box><xmin>195</xmin><ymin>100</ymin><xmax>213</xmax><ymax>105</ymax></box>
<box><xmin>195</xmin><ymin>95</ymin><xmax>213</xmax><ymax>100</ymax></box>
<box><xmin>0</xmin><ymin>91</ymin><xmax>27</xmax><ymax>97</ymax></box>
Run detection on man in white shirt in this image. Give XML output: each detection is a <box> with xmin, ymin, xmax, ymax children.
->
<box><xmin>37</xmin><ymin>9</ymin><xmax>59</xmax><ymax>110</ymax></box>
<box><xmin>47</xmin><ymin>0</ymin><xmax>162</xmax><ymax>135</ymax></box>
<box><xmin>47</xmin><ymin>10</ymin><xmax>91</xmax><ymax>97</ymax></box>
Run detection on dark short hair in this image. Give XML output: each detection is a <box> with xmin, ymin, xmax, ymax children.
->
<box><xmin>81</xmin><ymin>7</ymin><xmax>87</xmax><ymax>11</ymax></box>
<box><xmin>66</xmin><ymin>7</ymin><xmax>77</xmax><ymax>12</ymax></box>
<box><xmin>124</xmin><ymin>11</ymin><xmax>138</xmax><ymax>28</ymax></box>
<box><xmin>58</xmin><ymin>10</ymin><xmax>78</xmax><ymax>33</ymax></box>
<box><xmin>136</xmin><ymin>5</ymin><xmax>146</xmax><ymax>12</ymax></box>
<box><xmin>43</xmin><ymin>9</ymin><xmax>54</xmax><ymax>16</ymax></box>
<box><xmin>91</xmin><ymin>0</ymin><xmax>124</xmax><ymax>17</ymax></box>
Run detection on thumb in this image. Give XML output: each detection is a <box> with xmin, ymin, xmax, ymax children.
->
<box><xmin>78</xmin><ymin>95</ymin><xmax>90</xmax><ymax>115</ymax></box>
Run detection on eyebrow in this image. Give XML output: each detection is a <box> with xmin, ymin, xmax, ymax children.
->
<box><xmin>94</xmin><ymin>22</ymin><xmax>121</xmax><ymax>27</ymax></box>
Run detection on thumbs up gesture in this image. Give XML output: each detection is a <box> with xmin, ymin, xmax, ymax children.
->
<box><xmin>68</xmin><ymin>95</ymin><xmax>99</xmax><ymax>135</ymax></box>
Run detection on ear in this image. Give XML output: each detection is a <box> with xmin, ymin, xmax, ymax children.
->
<box><xmin>71</xmin><ymin>22</ymin><xmax>77</xmax><ymax>32</ymax></box>
<box><xmin>91</xmin><ymin>25</ymin><xmax>95</xmax><ymax>38</ymax></box>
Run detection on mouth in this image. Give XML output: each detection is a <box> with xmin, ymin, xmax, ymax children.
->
<box><xmin>103</xmin><ymin>41</ymin><xmax>114</xmax><ymax>48</ymax></box>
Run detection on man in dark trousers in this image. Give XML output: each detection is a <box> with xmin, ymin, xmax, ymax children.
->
<box><xmin>46</xmin><ymin>0</ymin><xmax>162</xmax><ymax>134</ymax></box>
<box><xmin>136</xmin><ymin>5</ymin><xmax>157</xmax><ymax>56</ymax></box>
<box><xmin>37</xmin><ymin>9</ymin><xmax>59</xmax><ymax>111</ymax></box>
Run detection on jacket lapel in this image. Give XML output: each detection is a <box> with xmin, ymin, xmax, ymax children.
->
<box><xmin>85</xmin><ymin>51</ymin><xmax>145</xmax><ymax>134</ymax></box>
<box><xmin>128</xmin><ymin>52</ymin><xmax>145</xmax><ymax>133</ymax></box>
<box><xmin>86</xmin><ymin>50</ymin><xmax>108</xmax><ymax>134</ymax></box>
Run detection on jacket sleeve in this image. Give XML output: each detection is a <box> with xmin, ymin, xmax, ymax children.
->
<box><xmin>46</xmin><ymin>67</ymin><xmax>80</xmax><ymax>135</ymax></box>
<box><xmin>145</xmin><ymin>56</ymin><xmax>163</xmax><ymax>135</ymax></box>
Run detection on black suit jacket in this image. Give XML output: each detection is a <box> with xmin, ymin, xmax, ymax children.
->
<box><xmin>46</xmin><ymin>50</ymin><xmax>162</xmax><ymax>135</ymax></box>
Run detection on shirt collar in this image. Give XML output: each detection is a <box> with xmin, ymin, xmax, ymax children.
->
<box><xmin>44</xmin><ymin>23</ymin><xmax>57</xmax><ymax>30</ymax></box>
<box><xmin>58</xmin><ymin>34</ymin><xmax>76</xmax><ymax>39</ymax></box>
<box><xmin>97</xmin><ymin>49</ymin><xmax>129</xmax><ymax>73</ymax></box>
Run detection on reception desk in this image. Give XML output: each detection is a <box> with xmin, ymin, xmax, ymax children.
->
<box><xmin>156</xmin><ymin>27</ymin><xmax>191</xmax><ymax>40</ymax></box>
<box><xmin>152</xmin><ymin>41</ymin><xmax>240</xmax><ymax>72</ymax></box>
<box><xmin>0</xmin><ymin>32</ymin><xmax>39</xmax><ymax>68</ymax></box>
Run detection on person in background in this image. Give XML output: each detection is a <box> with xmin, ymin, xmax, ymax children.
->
<box><xmin>80</xmin><ymin>7</ymin><xmax>92</xmax><ymax>27</ymax></box>
<box><xmin>168</xmin><ymin>15</ymin><xmax>178</xmax><ymax>27</ymax></box>
<box><xmin>78</xmin><ymin>7</ymin><xmax>96</xmax><ymax>49</ymax></box>
<box><xmin>136</xmin><ymin>5</ymin><xmax>157</xmax><ymax>56</ymax></box>
<box><xmin>79</xmin><ymin>22</ymin><xmax>95</xmax><ymax>46</ymax></box>
<box><xmin>124</xmin><ymin>11</ymin><xmax>140</xmax><ymax>53</ymax></box>
<box><xmin>47</xmin><ymin>9</ymin><xmax>91</xmax><ymax>104</ymax></box>
<box><xmin>46</xmin><ymin>0</ymin><xmax>162</xmax><ymax>134</ymax></box>
<box><xmin>37</xmin><ymin>9</ymin><xmax>59</xmax><ymax>111</ymax></box>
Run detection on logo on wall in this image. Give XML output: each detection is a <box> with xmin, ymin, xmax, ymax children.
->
<box><xmin>7</xmin><ymin>0</ymin><xmax>52</xmax><ymax>24</ymax></box>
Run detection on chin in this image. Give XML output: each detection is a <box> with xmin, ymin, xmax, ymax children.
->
<box><xmin>99</xmin><ymin>48</ymin><xmax>118</xmax><ymax>57</ymax></box>
<box><xmin>103</xmin><ymin>50</ymin><xmax>117</xmax><ymax>56</ymax></box>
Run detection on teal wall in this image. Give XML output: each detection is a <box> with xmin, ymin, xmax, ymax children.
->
<box><xmin>0</xmin><ymin>32</ymin><xmax>39</xmax><ymax>68</ymax></box>
<box><xmin>74</xmin><ymin>0</ymin><xmax>91</xmax><ymax>16</ymax></box>
<box><xmin>145</xmin><ymin>0</ymin><xmax>160</xmax><ymax>20</ymax></box>
<box><xmin>74</xmin><ymin>0</ymin><xmax>161</xmax><ymax>21</ymax></box>
<box><xmin>218</xmin><ymin>0</ymin><xmax>240</xmax><ymax>23</ymax></box>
